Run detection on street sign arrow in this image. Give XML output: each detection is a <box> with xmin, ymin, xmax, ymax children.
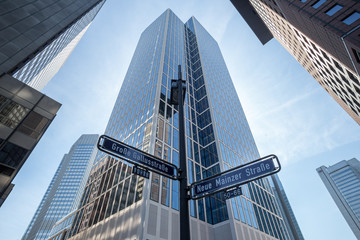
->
<box><xmin>97</xmin><ymin>135</ymin><xmax>179</xmax><ymax>180</ymax></box>
<box><xmin>189</xmin><ymin>155</ymin><xmax>280</xmax><ymax>199</ymax></box>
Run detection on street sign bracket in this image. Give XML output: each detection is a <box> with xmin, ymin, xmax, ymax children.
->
<box><xmin>132</xmin><ymin>165</ymin><xmax>150</xmax><ymax>179</ymax></box>
<box><xmin>223</xmin><ymin>186</ymin><xmax>242</xmax><ymax>200</ymax></box>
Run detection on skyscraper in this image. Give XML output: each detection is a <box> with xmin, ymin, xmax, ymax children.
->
<box><xmin>0</xmin><ymin>0</ymin><xmax>106</xmax><ymax>90</ymax></box>
<box><xmin>231</xmin><ymin>0</ymin><xmax>360</xmax><ymax>125</ymax></box>
<box><xmin>67</xmin><ymin>9</ymin><xmax>295</xmax><ymax>239</ymax></box>
<box><xmin>0</xmin><ymin>0</ymin><xmax>105</xmax><ymax>206</ymax></box>
<box><xmin>22</xmin><ymin>134</ymin><xmax>99</xmax><ymax>240</ymax></box>
<box><xmin>271</xmin><ymin>175</ymin><xmax>304</xmax><ymax>240</ymax></box>
<box><xmin>317</xmin><ymin>158</ymin><xmax>360</xmax><ymax>238</ymax></box>
<box><xmin>0</xmin><ymin>74</ymin><xmax>61</xmax><ymax>207</ymax></box>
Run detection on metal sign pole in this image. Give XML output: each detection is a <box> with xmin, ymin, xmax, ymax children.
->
<box><xmin>177</xmin><ymin>65</ymin><xmax>190</xmax><ymax>240</ymax></box>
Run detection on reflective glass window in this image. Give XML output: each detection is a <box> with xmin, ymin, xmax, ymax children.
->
<box><xmin>326</xmin><ymin>4</ymin><xmax>343</xmax><ymax>16</ymax></box>
<box><xmin>343</xmin><ymin>12</ymin><xmax>360</xmax><ymax>25</ymax></box>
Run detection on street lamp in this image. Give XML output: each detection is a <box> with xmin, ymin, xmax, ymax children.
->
<box><xmin>170</xmin><ymin>65</ymin><xmax>190</xmax><ymax>240</ymax></box>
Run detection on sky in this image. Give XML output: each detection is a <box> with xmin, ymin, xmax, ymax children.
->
<box><xmin>1</xmin><ymin>0</ymin><xmax>360</xmax><ymax>239</ymax></box>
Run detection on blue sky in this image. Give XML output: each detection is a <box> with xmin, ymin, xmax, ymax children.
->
<box><xmin>1</xmin><ymin>1</ymin><xmax>360</xmax><ymax>239</ymax></box>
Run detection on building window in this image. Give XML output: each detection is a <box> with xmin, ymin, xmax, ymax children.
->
<box><xmin>326</xmin><ymin>4</ymin><xmax>343</xmax><ymax>16</ymax></box>
<box><xmin>0</xmin><ymin>142</ymin><xmax>28</xmax><ymax>169</ymax></box>
<box><xmin>0</xmin><ymin>96</ymin><xmax>29</xmax><ymax>129</ymax></box>
<box><xmin>300</xmin><ymin>0</ymin><xmax>307</xmax><ymax>2</ymax></box>
<box><xmin>342</xmin><ymin>12</ymin><xmax>360</xmax><ymax>25</ymax></box>
<box><xmin>312</xmin><ymin>0</ymin><xmax>327</xmax><ymax>9</ymax></box>
<box><xmin>0</xmin><ymin>164</ymin><xmax>15</xmax><ymax>176</ymax></box>
<box><xmin>352</xmin><ymin>48</ymin><xmax>360</xmax><ymax>63</ymax></box>
<box><xmin>18</xmin><ymin>112</ymin><xmax>49</xmax><ymax>138</ymax></box>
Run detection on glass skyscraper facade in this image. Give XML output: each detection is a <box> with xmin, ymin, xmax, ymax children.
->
<box><xmin>22</xmin><ymin>134</ymin><xmax>99</xmax><ymax>240</ymax></box>
<box><xmin>271</xmin><ymin>175</ymin><xmax>304</xmax><ymax>240</ymax></box>
<box><xmin>68</xmin><ymin>9</ymin><xmax>292</xmax><ymax>240</ymax></box>
<box><xmin>317</xmin><ymin>158</ymin><xmax>360</xmax><ymax>238</ymax></box>
<box><xmin>0</xmin><ymin>0</ymin><xmax>106</xmax><ymax>91</ymax></box>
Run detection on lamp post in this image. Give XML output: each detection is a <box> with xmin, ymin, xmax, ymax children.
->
<box><xmin>170</xmin><ymin>65</ymin><xmax>190</xmax><ymax>240</ymax></box>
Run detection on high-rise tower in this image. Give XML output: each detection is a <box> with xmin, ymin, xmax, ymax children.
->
<box><xmin>317</xmin><ymin>158</ymin><xmax>360</xmax><ymax>238</ymax></box>
<box><xmin>22</xmin><ymin>134</ymin><xmax>99</xmax><ymax>240</ymax></box>
<box><xmin>0</xmin><ymin>74</ymin><xmax>61</xmax><ymax>207</ymax></box>
<box><xmin>67</xmin><ymin>9</ymin><xmax>296</xmax><ymax>240</ymax></box>
<box><xmin>0</xmin><ymin>0</ymin><xmax>106</xmax><ymax>90</ymax></box>
<box><xmin>271</xmin><ymin>175</ymin><xmax>304</xmax><ymax>240</ymax></box>
<box><xmin>231</xmin><ymin>0</ymin><xmax>360</xmax><ymax>125</ymax></box>
<box><xmin>0</xmin><ymin>0</ymin><xmax>105</xmax><ymax>206</ymax></box>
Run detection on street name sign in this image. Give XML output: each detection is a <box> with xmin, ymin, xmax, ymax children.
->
<box><xmin>97</xmin><ymin>135</ymin><xmax>178</xmax><ymax>180</ymax></box>
<box><xmin>189</xmin><ymin>155</ymin><xmax>280</xmax><ymax>199</ymax></box>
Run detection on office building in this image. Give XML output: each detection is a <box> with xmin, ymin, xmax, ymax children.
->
<box><xmin>0</xmin><ymin>74</ymin><xmax>61</xmax><ymax>207</ymax></box>
<box><xmin>22</xmin><ymin>134</ymin><xmax>99</xmax><ymax>240</ymax></box>
<box><xmin>231</xmin><ymin>0</ymin><xmax>360</xmax><ymax>125</ymax></box>
<box><xmin>271</xmin><ymin>175</ymin><xmax>304</xmax><ymax>240</ymax></box>
<box><xmin>0</xmin><ymin>0</ymin><xmax>106</xmax><ymax>91</ymax></box>
<box><xmin>48</xmin><ymin>211</ymin><xmax>77</xmax><ymax>240</ymax></box>
<box><xmin>317</xmin><ymin>158</ymin><xmax>360</xmax><ymax>238</ymax></box>
<box><xmin>0</xmin><ymin>0</ymin><xmax>105</xmax><ymax>206</ymax></box>
<box><xmin>67</xmin><ymin>9</ymin><xmax>295</xmax><ymax>240</ymax></box>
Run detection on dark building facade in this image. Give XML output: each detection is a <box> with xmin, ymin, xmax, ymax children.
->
<box><xmin>0</xmin><ymin>74</ymin><xmax>61</xmax><ymax>206</ymax></box>
<box><xmin>231</xmin><ymin>0</ymin><xmax>360</xmax><ymax>125</ymax></box>
<box><xmin>66</xmin><ymin>9</ymin><xmax>296</xmax><ymax>240</ymax></box>
<box><xmin>0</xmin><ymin>0</ymin><xmax>105</xmax><ymax>206</ymax></box>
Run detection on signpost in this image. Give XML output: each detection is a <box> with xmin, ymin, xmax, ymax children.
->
<box><xmin>189</xmin><ymin>155</ymin><xmax>280</xmax><ymax>200</ymax></box>
<box><xmin>97</xmin><ymin>135</ymin><xmax>179</xmax><ymax>180</ymax></box>
<box><xmin>170</xmin><ymin>65</ymin><xmax>190</xmax><ymax>240</ymax></box>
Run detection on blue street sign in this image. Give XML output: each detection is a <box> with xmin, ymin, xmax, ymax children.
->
<box><xmin>190</xmin><ymin>155</ymin><xmax>280</xmax><ymax>199</ymax></box>
<box><xmin>97</xmin><ymin>135</ymin><xmax>178</xmax><ymax>180</ymax></box>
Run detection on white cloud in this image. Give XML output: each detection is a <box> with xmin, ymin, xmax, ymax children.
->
<box><xmin>248</xmin><ymin>89</ymin><xmax>360</xmax><ymax>166</ymax></box>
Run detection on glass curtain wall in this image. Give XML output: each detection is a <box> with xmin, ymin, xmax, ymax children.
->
<box><xmin>69</xmin><ymin>10</ymin><xmax>169</xmax><ymax>237</ymax></box>
<box><xmin>187</xmin><ymin>17</ymin><xmax>290</xmax><ymax>238</ymax></box>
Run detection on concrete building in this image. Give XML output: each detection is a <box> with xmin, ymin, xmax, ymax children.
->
<box><xmin>317</xmin><ymin>158</ymin><xmax>360</xmax><ymax>238</ymax></box>
<box><xmin>231</xmin><ymin>0</ymin><xmax>360</xmax><ymax>125</ymax></box>
<box><xmin>66</xmin><ymin>9</ymin><xmax>295</xmax><ymax>240</ymax></box>
<box><xmin>0</xmin><ymin>0</ymin><xmax>105</xmax><ymax>206</ymax></box>
<box><xmin>22</xmin><ymin>134</ymin><xmax>99</xmax><ymax>240</ymax></box>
